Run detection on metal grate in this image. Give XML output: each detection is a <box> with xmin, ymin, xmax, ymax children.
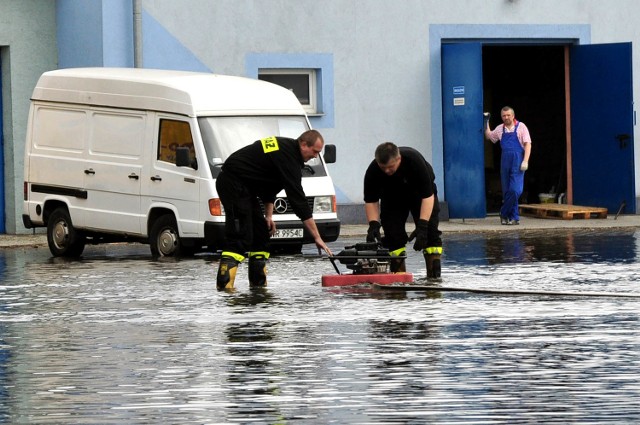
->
<box><xmin>259</xmin><ymin>197</ymin><xmax>314</xmax><ymax>215</ymax></box>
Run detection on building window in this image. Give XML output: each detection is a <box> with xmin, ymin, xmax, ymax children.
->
<box><xmin>258</xmin><ymin>69</ymin><xmax>318</xmax><ymax>114</ymax></box>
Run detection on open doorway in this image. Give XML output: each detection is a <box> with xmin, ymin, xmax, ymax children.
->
<box><xmin>482</xmin><ymin>45</ymin><xmax>567</xmax><ymax>213</ymax></box>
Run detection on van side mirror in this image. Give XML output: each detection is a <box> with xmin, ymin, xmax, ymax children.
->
<box><xmin>323</xmin><ymin>144</ymin><xmax>336</xmax><ymax>164</ymax></box>
<box><xmin>176</xmin><ymin>146</ymin><xmax>197</xmax><ymax>169</ymax></box>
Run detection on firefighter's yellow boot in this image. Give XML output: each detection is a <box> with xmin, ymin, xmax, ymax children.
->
<box><xmin>248</xmin><ymin>252</ymin><xmax>269</xmax><ymax>287</ymax></box>
<box><xmin>216</xmin><ymin>252</ymin><xmax>244</xmax><ymax>290</ymax></box>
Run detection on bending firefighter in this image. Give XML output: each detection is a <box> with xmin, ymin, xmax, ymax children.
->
<box><xmin>215</xmin><ymin>130</ymin><xmax>333</xmax><ymax>290</ymax></box>
<box><xmin>363</xmin><ymin>142</ymin><xmax>443</xmax><ymax>280</ymax></box>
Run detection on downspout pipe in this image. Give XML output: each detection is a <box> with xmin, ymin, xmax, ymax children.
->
<box><xmin>133</xmin><ymin>0</ymin><xmax>143</xmax><ymax>68</ymax></box>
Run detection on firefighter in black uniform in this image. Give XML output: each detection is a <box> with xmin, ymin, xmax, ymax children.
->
<box><xmin>216</xmin><ymin>129</ymin><xmax>333</xmax><ymax>290</ymax></box>
<box><xmin>363</xmin><ymin>142</ymin><xmax>443</xmax><ymax>280</ymax></box>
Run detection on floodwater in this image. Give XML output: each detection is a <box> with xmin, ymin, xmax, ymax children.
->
<box><xmin>1</xmin><ymin>229</ymin><xmax>639</xmax><ymax>424</ymax></box>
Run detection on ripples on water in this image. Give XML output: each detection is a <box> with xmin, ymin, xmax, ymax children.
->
<box><xmin>0</xmin><ymin>229</ymin><xmax>639</xmax><ymax>423</ymax></box>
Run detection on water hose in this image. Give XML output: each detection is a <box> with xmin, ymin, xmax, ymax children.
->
<box><xmin>374</xmin><ymin>284</ymin><xmax>640</xmax><ymax>298</ymax></box>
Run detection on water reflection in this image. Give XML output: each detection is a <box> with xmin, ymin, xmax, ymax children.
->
<box><xmin>223</xmin><ymin>287</ymin><xmax>274</xmax><ymax>308</ymax></box>
<box><xmin>445</xmin><ymin>228</ymin><xmax>639</xmax><ymax>265</ymax></box>
<box><xmin>223</xmin><ymin>321</ymin><xmax>284</xmax><ymax>422</ymax></box>
<box><xmin>0</xmin><ymin>254</ymin><xmax>12</xmax><ymax>422</ymax></box>
<box><xmin>0</xmin><ymin>327</ymin><xmax>8</xmax><ymax>423</ymax></box>
<box><xmin>0</xmin><ymin>229</ymin><xmax>639</xmax><ymax>423</ymax></box>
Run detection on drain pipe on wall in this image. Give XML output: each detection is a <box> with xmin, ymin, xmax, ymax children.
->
<box><xmin>133</xmin><ymin>0</ymin><xmax>143</xmax><ymax>68</ymax></box>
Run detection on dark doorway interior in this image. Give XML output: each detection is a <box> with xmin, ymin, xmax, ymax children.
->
<box><xmin>482</xmin><ymin>45</ymin><xmax>567</xmax><ymax>213</ymax></box>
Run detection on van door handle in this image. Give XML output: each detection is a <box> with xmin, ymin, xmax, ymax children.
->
<box><xmin>151</xmin><ymin>175</ymin><xmax>162</xmax><ymax>182</ymax></box>
<box><xmin>128</xmin><ymin>173</ymin><xmax>139</xmax><ymax>180</ymax></box>
<box><xmin>84</xmin><ymin>168</ymin><xmax>95</xmax><ymax>175</ymax></box>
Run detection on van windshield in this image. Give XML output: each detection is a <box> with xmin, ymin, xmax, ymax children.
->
<box><xmin>198</xmin><ymin>116</ymin><xmax>327</xmax><ymax>177</ymax></box>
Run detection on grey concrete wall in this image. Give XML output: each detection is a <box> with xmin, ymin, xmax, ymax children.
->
<box><xmin>0</xmin><ymin>0</ymin><xmax>57</xmax><ymax>233</ymax></box>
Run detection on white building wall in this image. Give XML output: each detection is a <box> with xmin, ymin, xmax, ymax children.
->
<box><xmin>143</xmin><ymin>0</ymin><xmax>640</xmax><ymax>218</ymax></box>
<box><xmin>3</xmin><ymin>0</ymin><xmax>640</xmax><ymax>232</ymax></box>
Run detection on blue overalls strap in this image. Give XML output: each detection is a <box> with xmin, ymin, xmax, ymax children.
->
<box><xmin>501</xmin><ymin>122</ymin><xmax>521</xmax><ymax>152</ymax></box>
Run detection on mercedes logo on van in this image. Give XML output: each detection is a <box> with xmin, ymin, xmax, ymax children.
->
<box><xmin>274</xmin><ymin>198</ymin><xmax>288</xmax><ymax>214</ymax></box>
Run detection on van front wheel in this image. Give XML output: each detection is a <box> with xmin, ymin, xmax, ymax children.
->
<box><xmin>47</xmin><ymin>207</ymin><xmax>86</xmax><ymax>257</ymax></box>
<box><xmin>150</xmin><ymin>215</ymin><xmax>183</xmax><ymax>257</ymax></box>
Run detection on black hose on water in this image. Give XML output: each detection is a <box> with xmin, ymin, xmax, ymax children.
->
<box><xmin>375</xmin><ymin>284</ymin><xmax>640</xmax><ymax>298</ymax></box>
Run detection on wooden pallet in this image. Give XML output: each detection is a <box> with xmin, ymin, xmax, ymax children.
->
<box><xmin>519</xmin><ymin>203</ymin><xmax>608</xmax><ymax>220</ymax></box>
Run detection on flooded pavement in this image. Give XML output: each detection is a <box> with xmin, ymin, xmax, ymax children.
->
<box><xmin>1</xmin><ymin>229</ymin><xmax>640</xmax><ymax>423</ymax></box>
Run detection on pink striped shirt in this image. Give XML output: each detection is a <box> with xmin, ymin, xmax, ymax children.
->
<box><xmin>488</xmin><ymin>120</ymin><xmax>532</xmax><ymax>148</ymax></box>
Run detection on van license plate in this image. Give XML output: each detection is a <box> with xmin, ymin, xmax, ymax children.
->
<box><xmin>272</xmin><ymin>228</ymin><xmax>304</xmax><ymax>239</ymax></box>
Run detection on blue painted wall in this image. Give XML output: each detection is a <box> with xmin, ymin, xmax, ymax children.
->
<box><xmin>57</xmin><ymin>0</ymin><xmax>134</xmax><ymax>68</ymax></box>
<box><xmin>142</xmin><ymin>10</ymin><xmax>209</xmax><ymax>71</ymax></box>
<box><xmin>57</xmin><ymin>0</ymin><xmax>104</xmax><ymax>68</ymax></box>
<box><xmin>102</xmin><ymin>0</ymin><xmax>135</xmax><ymax>67</ymax></box>
<box><xmin>57</xmin><ymin>1</ymin><xmax>209</xmax><ymax>71</ymax></box>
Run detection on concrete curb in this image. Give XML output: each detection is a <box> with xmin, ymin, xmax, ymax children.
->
<box><xmin>339</xmin><ymin>215</ymin><xmax>640</xmax><ymax>237</ymax></box>
<box><xmin>3</xmin><ymin>215</ymin><xmax>640</xmax><ymax>248</ymax></box>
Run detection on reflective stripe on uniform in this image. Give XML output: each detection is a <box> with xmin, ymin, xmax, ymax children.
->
<box><xmin>390</xmin><ymin>247</ymin><xmax>406</xmax><ymax>257</ymax></box>
<box><xmin>424</xmin><ymin>246</ymin><xmax>443</xmax><ymax>255</ymax></box>
<box><xmin>249</xmin><ymin>251</ymin><xmax>270</xmax><ymax>259</ymax></box>
<box><xmin>221</xmin><ymin>251</ymin><xmax>246</xmax><ymax>262</ymax></box>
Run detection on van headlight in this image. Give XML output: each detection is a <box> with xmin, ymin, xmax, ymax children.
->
<box><xmin>313</xmin><ymin>196</ymin><xmax>334</xmax><ymax>213</ymax></box>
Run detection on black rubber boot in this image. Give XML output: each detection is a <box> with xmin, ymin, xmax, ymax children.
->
<box><xmin>389</xmin><ymin>257</ymin><xmax>406</xmax><ymax>273</ymax></box>
<box><xmin>425</xmin><ymin>253</ymin><xmax>442</xmax><ymax>281</ymax></box>
<box><xmin>388</xmin><ymin>248</ymin><xmax>407</xmax><ymax>273</ymax></box>
<box><xmin>217</xmin><ymin>256</ymin><xmax>240</xmax><ymax>290</ymax></box>
<box><xmin>248</xmin><ymin>255</ymin><xmax>268</xmax><ymax>287</ymax></box>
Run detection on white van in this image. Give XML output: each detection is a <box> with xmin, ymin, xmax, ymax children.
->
<box><xmin>22</xmin><ymin>68</ymin><xmax>340</xmax><ymax>257</ymax></box>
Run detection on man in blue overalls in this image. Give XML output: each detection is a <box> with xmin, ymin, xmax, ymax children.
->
<box><xmin>484</xmin><ymin>106</ymin><xmax>532</xmax><ymax>225</ymax></box>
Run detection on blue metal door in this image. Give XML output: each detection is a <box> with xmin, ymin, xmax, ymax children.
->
<box><xmin>442</xmin><ymin>43</ymin><xmax>485</xmax><ymax>218</ymax></box>
<box><xmin>570</xmin><ymin>43</ymin><xmax>635</xmax><ymax>213</ymax></box>
<box><xmin>0</xmin><ymin>57</ymin><xmax>4</xmax><ymax>232</ymax></box>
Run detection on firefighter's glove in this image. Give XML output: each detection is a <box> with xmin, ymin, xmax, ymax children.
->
<box><xmin>366</xmin><ymin>220</ymin><xmax>382</xmax><ymax>243</ymax></box>
<box><xmin>520</xmin><ymin>160</ymin><xmax>528</xmax><ymax>171</ymax></box>
<box><xmin>411</xmin><ymin>219</ymin><xmax>430</xmax><ymax>251</ymax></box>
